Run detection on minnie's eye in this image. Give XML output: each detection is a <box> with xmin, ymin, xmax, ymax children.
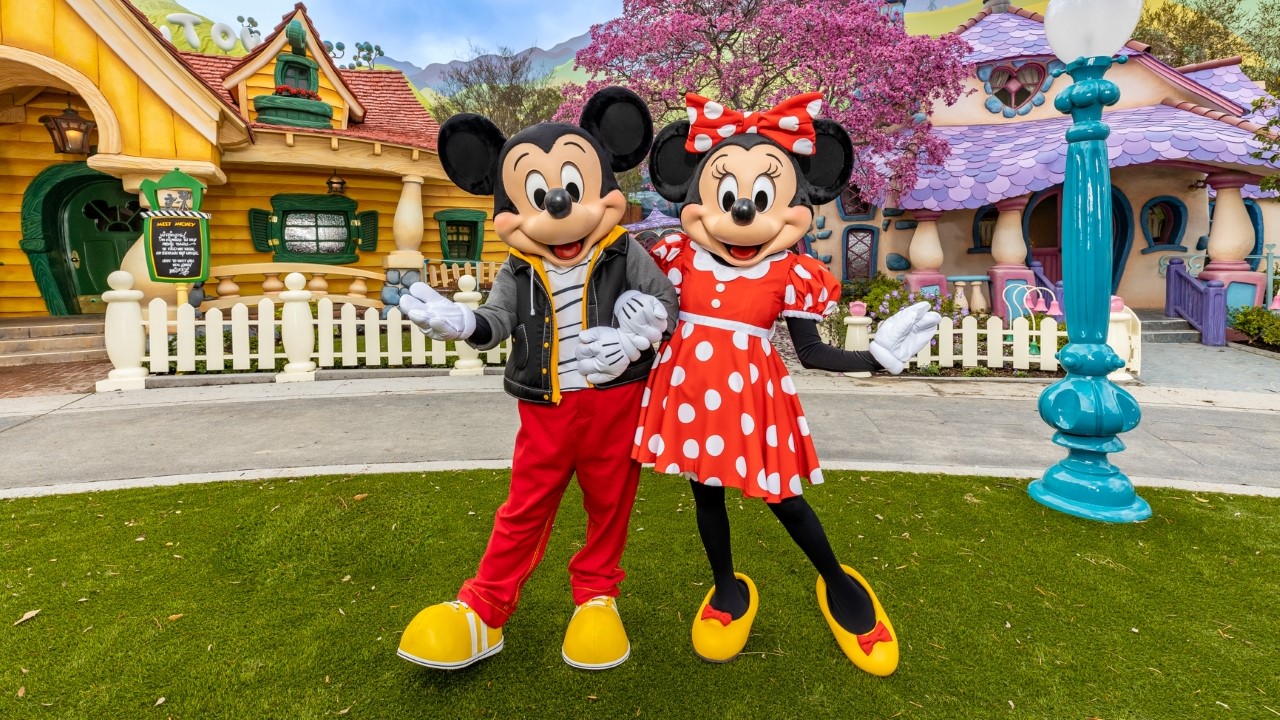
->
<box><xmin>525</xmin><ymin>171</ymin><xmax>549</xmax><ymax>209</ymax></box>
<box><xmin>751</xmin><ymin>175</ymin><xmax>775</xmax><ymax>213</ymax></box>
<box><xmin>717</xmin><ymin>175</ymin><xmax>738</xmax><ymax>212</ymax></box>
<box><xmin>560</xmin><ymin>163</ymin><xmax>584</xmax><ymax>202</ymax></box>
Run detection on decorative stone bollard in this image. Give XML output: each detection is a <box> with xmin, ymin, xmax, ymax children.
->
<box><xmin>842</xmin><ymin>301</ymin><xmax>873</xmax><ymax>379</ymax></box>
<box><xmin>277</xmin><ymin>272</ymin><xmax>317</xmax><ymax>383</ymax></box>
<box><xmin>96</xmin><ymin>271</ymin><xmax>149</xmax><ymax>392</ymax></box>
<box><xmin>969</xmin><ymin>282</ymin><xmax>989</xmax><ymax>314</ymax></box>
<box><xmin>450</xmin><ymin>275</ymin><xmax>485</xmax><ymax>376</ymax></box>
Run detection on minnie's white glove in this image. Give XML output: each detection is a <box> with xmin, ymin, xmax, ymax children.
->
<box><xmin>398</xmin><ymin>282</ymin><xmax>475</xmax><ymax>341</ymax></box>
<box><xmin>575</xmin><ymin>326</ymin><xmax>650</xmax><ymax>384</ymax></box>
<box><xmin>614</xmin><ymin>290</ymin><xmax>669</xmax><ymax>346</ymax></box>
<box><xmin>870</xmin><ymin>301</ymin><xmax>942</xmax><ymax>375</ymax></box>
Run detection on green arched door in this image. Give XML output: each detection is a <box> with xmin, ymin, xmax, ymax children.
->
<box><xmin>60</xmin><ymin>179</ymin><xmax>142</xmax><ymax>306</ymax></box>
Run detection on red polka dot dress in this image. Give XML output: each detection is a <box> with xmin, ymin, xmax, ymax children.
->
<box><xmin>633</xmin><ymin>232</ymin><xmax>842</xmax><ymax>503</ymax></box>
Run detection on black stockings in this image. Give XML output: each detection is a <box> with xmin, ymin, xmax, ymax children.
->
<box><xmin>689</xmin><ymin>480</ymin><xmax>876</xmax><ymax>634</ymax></box>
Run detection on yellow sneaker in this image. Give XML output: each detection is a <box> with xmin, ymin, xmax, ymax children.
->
<box><xmin>817</xmin><ymin>564</ymin><xmax>899</xmax><ymax>677</ymax></box>
<box><xmin>691</xmin><ymin>573</ymin><xmax>758</xmax><ymax>663</ymax></box>
<box><xmin>561</xmin><ymin>596</ymin><xmax>630</xmax><ymax>670</ymax></box>
<box><xmin>397</xmin><ymin>601</ymin><xmax>503</xmax><ymax>670</ymax></box>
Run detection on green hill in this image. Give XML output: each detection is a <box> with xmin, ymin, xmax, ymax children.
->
<box><xmin>132</xmin><ymin>0</ymin><xmax>253</xmax><ymax>56</ymax></box>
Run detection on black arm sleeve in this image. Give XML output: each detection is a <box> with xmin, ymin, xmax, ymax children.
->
<box><xmin>468</xmin><ymin>315</ymin><xmax>493</xmax><ymax>347</ymax></box>
<box><xmin>785</xmin><ymin>316</ymin><xmax>881</xmax><ymax>373</ymax></box>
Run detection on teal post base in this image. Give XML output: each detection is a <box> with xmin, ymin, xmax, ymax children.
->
<box><xmin>1029</xmin><ymin>432</ymin><xmax>1151</xmax><ymax>523</ymax></box>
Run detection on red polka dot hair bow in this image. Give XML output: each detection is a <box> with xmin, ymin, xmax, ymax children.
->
<box><xmin>684</xmin><ymin>92</ymin><xmax>824</xmax><ymax>156</ymax></box>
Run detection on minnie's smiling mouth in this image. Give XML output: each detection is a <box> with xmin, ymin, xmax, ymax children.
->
<box><xmin>726</xmin><ymin>244</ymin><xmax>763</xmax><ymax>261</ymax></box>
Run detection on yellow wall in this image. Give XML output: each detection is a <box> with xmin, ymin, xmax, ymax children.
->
<box><xmin>0</xmin><ymin>0</ymin><xmax>218</xmax><ymax>163</ymax></box>
<box><xmin>201</xmin><ymin>167</ymin><xmax>498</xmax><ymax>296</ymax></box>
<box><xmin>0</xmin><ymin>91</ymin><xmax>98</xmax><ymax>317</ymax></box>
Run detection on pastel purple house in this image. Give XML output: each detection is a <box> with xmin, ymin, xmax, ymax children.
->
<box><xmin>812</xmin><ymin>2</ymin><xmax>1279</xmax><ymax>316</ymax></box>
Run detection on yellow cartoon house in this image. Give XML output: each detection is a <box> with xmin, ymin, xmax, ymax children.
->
<box><xmin>0</xmin><ymin>1</ymin><xmax>495</xmax><ymax>334</ymax></box>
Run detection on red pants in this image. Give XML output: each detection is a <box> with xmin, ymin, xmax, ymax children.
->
<box><xmin>458</xmin><ymin>382</ymin><xmax>645</xmax><ymax>628</ymax></box>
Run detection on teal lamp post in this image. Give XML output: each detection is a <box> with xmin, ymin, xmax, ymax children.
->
<box><xmin>1029</xmin><ymin>0</ymin><xmax>1151</xmax><ymax>523</ymax></box>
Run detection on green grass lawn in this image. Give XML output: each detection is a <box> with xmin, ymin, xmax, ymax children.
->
<box><xmin>3</xmin><ymin>471</ymin><xmax>1278</xmax><ymax>719</ymax></box>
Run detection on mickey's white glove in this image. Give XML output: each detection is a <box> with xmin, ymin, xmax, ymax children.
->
<box><xmin>575</xmin><ymin>326</ymin><xmax>649</xmax><ymax>384</ymax></box>
<box><xmin>398</xmin><ymin>282</ymin><xmax>475</xmax><ymax>341</ymax></box>
<box><xmin>869</xmin><ymin>301</ymin><xmax>942</xmax><ymax>375</ymax></box>
<box><xmin>614</xmin><ymin>290</ymin><xmax>669</xmax><ymax>347</ymax></box>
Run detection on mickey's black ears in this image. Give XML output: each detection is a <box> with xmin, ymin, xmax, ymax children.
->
<box><xmin>579</xmin><ymin>87</ymin><xmax>654</xmax><ymax>173</ymax></box>
<box><xmin>437</xmin><ymin>114</ymin><xmax>507</xmax><ymax>196</ymax></box>
<box><xmin>648</xmin><ymin>121</ymin><xmax>699</xmax><ymax>203</ymax></box>
<box><xmin>795</xmin><ymin>119</ymin><xmax>854</xmax><ymax>206</ymax></box>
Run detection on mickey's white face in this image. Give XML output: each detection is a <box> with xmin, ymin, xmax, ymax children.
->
<box><xmin>493</xmin><ymin>136</ymin><xmax>626</xmax><ymax>267</ymax></box>
<box><xmin>680</xmin><ymin>143</ymin><xmax>812</xmax><ymax>267</ymax></box>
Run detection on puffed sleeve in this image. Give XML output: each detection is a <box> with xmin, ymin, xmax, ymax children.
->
<box><xmin>781</xmin><ymin>253</ymin><xmax>842</xmax><ymax>320</ymax></box>
<box><xmin>648</xmin><ymin>231</ymin><xmax>691</xmax><ymax>293</ymax></box>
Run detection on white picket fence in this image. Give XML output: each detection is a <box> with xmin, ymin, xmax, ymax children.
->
<box><xmin>143</xmin><ymin>299</ymin><xmax>509</xmax><ymax>374</ymax></box>
<box><xmin>96</xmin><ymin>271</ymin><xmax>507</xmax><ymax>391</ymax></box>
<box><xmin>842</xmin><ymin>309</ymin><xmax>1142</xmax><ymax>377</ymax></box>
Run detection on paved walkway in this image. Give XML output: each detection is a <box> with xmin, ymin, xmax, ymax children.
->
<box><xmin>1</xmin><ymin>340</ymin><xmax>1277</xmax><ymax>499</ymax></box>
<box><xmin>0</xmin><ymin>360</ymin><xmax>112</xmax><ymax>399</ymax></box>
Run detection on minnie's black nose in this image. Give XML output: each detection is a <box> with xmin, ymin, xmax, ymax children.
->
<box><xmin>545</xmin><ymin>188</ymin><xmax>573</xmax><ymax>219</ymax></box>
<box><xmin>731</xmin><ymin>197</ymin><xmax>756</xmax><ymax>225</ymax></box>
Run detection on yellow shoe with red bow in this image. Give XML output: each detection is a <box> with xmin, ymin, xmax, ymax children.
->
<box><xmin>691</xmin><ymin>573</ymin><xmax>758</xmax><ymax>663</ymax></box>
<box><xmin>817</xmin><ymin>564</ymin><xmax>899</xmax><ymax>676</ymax></box>
<box><xmin>562</xmin><ymin>596</ymin><xmax>630</xmax><ymax>670</ymax></box>
<box><xmin>397</xmin><ymin>601</ymin><xmax>503</xmax><ymax>670</ymax></box>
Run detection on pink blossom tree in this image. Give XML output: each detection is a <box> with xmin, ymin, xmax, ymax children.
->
<box><xmin>555</xmin><ymin>0</ymin><xmax>971</xmax><ymax>203</ymax></box>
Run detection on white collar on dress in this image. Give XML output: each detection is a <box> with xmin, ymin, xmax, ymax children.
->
<box><xmin>690</xmin><ymin>240</ymin><xmax>787</xmax><ymax>283</ymax></box>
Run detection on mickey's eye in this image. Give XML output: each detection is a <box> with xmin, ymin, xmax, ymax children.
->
<box><xmin>751</xmin><ymin>175</ymin><xmax>775</xmax><ymax>213</ymax></box>
<box><xmin>525</xmin><ymin>171</ymin><xmax>549</xmax><ymax>210</ymax></box>
<box><xmin>560</xmin><ymin>163</ymin><xmax>584</xmax><ymax>202</ymax></box>
<box><xmin>717</xmin><ymin>175</ymin><xmax>739</xmax><ymax>213</ymax></box>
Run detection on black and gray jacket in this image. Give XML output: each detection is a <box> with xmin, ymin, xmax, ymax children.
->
<box><xmin>468</xmin><ymin>228</ymin><xmax>678</xmax><ymax>404</ymax></box>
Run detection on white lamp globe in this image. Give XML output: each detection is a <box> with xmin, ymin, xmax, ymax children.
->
<box><xmin>1044</xmin><ymin>0</ymin><xmax>1144</xmax><ymax>63</ymax></box>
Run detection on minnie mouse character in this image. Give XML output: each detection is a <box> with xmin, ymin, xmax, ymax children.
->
<box><xmin>395</xmin><ymin>87</ymin><xmax>678</xmax><ymax>671</ymax></box>
<box><xmin>637</xmin><ymin>92</ymin><xmax>940</xmax><ymax>675</ymax></box>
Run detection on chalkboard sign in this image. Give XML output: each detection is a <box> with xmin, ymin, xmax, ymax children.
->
<box><xmin>144</xmin><ymin>216</ymin><xmax>209</xmax><ymax>283</ymax></box>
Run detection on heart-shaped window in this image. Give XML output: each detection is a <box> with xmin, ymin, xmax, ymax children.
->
<box><xmin>989</xmin><ymin>63</ymin><xmax>1046</xmax><ymax>111</ymax></box>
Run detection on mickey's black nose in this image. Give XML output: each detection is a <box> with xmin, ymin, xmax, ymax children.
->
<box><xmin>731</xmin><ymin>197</ymin><xmax>756</xmax><ymax>225</ymax></box>
<box><xmin>544</xmin><ymin>188</ymin><xmax>573</xmax><ymax>219</ymax></box>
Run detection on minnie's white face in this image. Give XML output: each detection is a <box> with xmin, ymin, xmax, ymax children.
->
<box><xmin>680</xmin><ymin>143</ymin><xmax>812</xmax><ymax>267</ymax></box>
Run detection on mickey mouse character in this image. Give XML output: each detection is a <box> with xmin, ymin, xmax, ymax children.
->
<box><xmin>637</xmin><ymin>92</ymin><xmax>940</xmax><ymax>675</ymax></box>
<box><xmin>395</xmin><ymin>87</ymin><xmax>678</xmax><ymax>671</ymax></box>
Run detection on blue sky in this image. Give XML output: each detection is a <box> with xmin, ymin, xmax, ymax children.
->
<box><xmin>178</xmin><ymin>0</ymin><xmax>623</xmax><ymax>66</ymax></box>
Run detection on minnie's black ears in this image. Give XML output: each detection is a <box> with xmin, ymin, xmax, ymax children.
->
<box><xmin>437</xmin><ymin>114</ymin><xmax>507</xmax><ymax>196</ymax></box>
<box><xmin>579</xmin><ymin>86</ymin><xmax>654</xmax><ymax>173</ymax></box>
<box><xmin>796</xmin><ymin>119</ymin><xmax>854</xmax><ymax>206</ymax></box>
<box><xmin>648</xmin><ymin>121</ymin><xmax>699</xmax><ymax>203</ymax></box>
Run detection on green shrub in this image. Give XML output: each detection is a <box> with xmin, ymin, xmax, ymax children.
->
<box><xmin>962</xmin><ymin>365</ymin><xmax>994</xmax><ymax>378</ymax></box>
<box><xmin>864</xmin><ymin>277</ymin><xmax>960</xmax><ymax>330</ymax></box>
<box><xmin>1228</xmin><ymin>305</ymin><xmax>1280</xmax><ymax>347</ymax></box>
<box><xmin>843</xmin><ymin>273</ymin><xmax>900</xmax><ymax>303</ymax></box>
<box><xmin>916</xmin><ymin>363</ymin><xmax>943</xmax><ymax>376</ymax></box>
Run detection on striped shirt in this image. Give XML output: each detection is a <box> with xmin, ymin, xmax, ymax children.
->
<box><xmin>547</xmin><ymin>258</ymin><xmax>590</xmax><ymax>392</ymax></box>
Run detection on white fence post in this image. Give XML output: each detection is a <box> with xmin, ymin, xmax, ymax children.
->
<box><xmin>1107</xmin><ymin>296</ymin><xmax>1138</xmax><ymax>381</ymax></box>
<box><xmin>450</xmin><ymin>274</ymin><xmax>485</xmax><ymax>376</ymax></box>
<box><xmin>276</xmin><ymin>272</ymin><xmax>316</xmax><ymax>383</ymax></box>
<box><xmin>842</xmin><ymin>301</ymin><xmax>873</xmax><ymax>378</ymax></box>
<box><xmin>96</xmin><ymin>270</ymin><xmax>148</xmax><ymax>392</ymax></box>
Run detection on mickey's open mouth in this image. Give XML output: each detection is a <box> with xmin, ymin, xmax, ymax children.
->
<box><xmin>726</xmin><ymin>243</ymin><xmax>763</xmax><ymax>261</ymax></box>
<box><xmin>549</xmin><ymin>239</ymin><xmax>585</xmax><ymax>261</ymax></box>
